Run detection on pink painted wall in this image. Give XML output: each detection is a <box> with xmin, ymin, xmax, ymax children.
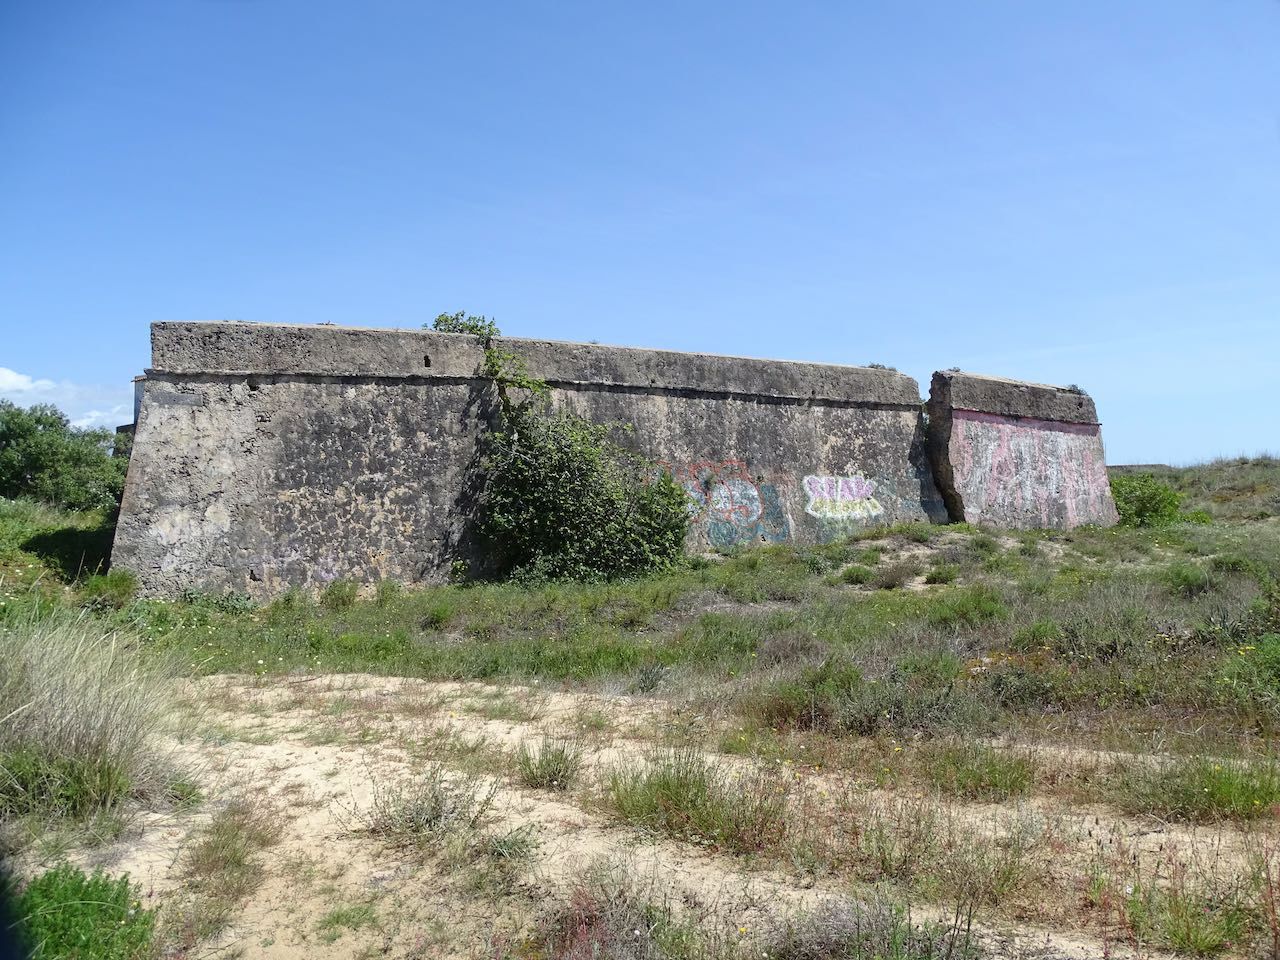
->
<box><xmin>948</xmin><ymin>409</ymin><xmax>1118</xmax><ymax>529</ymax></box>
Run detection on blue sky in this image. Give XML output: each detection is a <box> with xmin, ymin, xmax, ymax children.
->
<box><xmin>2</xmin><ymin>2</ymin><xmax>1277</xmax><ymax>463</ymax></box>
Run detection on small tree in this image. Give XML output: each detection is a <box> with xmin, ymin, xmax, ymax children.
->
<box><xmin>428</xmin><ymin>313</ymin><xmax>690</xmax><ymax>581</ymax></box>
<box><xmin>0</xmin><ymin>402</ymin><xmax>127</xmax><ymax>511</ymax></box>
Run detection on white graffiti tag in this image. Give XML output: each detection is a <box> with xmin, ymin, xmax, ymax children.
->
<box><xmin>803</xmin><ymin>475</ymin><xmax>884</xmax><ymax>521</ymax></box>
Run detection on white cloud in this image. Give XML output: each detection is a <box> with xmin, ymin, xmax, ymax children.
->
<box><xmin>0</xmin><ymin>367</ymin><xmax>56</xmax><ymax>393</ymax></box>
<box><xmin>71</xmin><ymin>406</ymin><xmax>129</xmax><ymax>429</ymax></box>
<box><xmin>0</xmin><ymin>367</ymin><xmax>134</xmax><ymax>430</ymax></box>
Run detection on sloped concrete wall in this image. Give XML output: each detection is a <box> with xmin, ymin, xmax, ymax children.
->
<box><xmin>926</xmin><ymin>371</ymin><xmax>1118</xmax><ymax>529</ymax></box>
<box><xmin>113</xmin><ymin>321</ymin><xmax>946</xmax><ymax>596</ymax></box>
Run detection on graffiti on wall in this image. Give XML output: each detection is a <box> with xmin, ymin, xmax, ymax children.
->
<box><xmin>949</xmin><ymin>410</ymin><xmax>1118</xmax><ymax>528</ymax></box>
<box><xmin>661</xmin><ymin>459</ymin><xmax>790</xmax><ymax>549</ymax></box>
<box><xmin>802</xmin><ymin>475</ymin><xmax>885</xmax><ymax>522</ymax></box>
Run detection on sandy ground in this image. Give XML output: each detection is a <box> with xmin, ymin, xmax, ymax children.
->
<box><xmin>28</xmin><ymin>673</ymin><xmax>1271</xmax><ymax>960</ymax></box>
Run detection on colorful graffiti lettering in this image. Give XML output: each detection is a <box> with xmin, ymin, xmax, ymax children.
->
<box><xmin>802</xmin><ymin>474</ymin><xmax>885</xmax><ymax>522</ymax></box>
<box><xmin>660</xmin><ymin>460</ymin><xmax>790</xmax><ymax>549</ymax></box>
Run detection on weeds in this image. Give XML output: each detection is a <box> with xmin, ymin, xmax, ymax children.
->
<box><xmin>1106</xmin><ymin>755</ymin><xmax>1280</xmax><ymax>822</ymax></box>
<box><xmin>516</xmin><ymin>737</ymin><xmax>583</xmax><ymax>791</ymax></box>
<box><xmin>317</xmin><ymin>903</ymin><xmax>379</xmax><ymax>943</ymax></box>
<box><xmin>348</xmin><ymin>764</ymin><xmax>497</xmax><ymax>846</ymax></box>
<box><xmin>606</xmin><ymin>748</ymin><xmax>790</xmax><ymax>855</ymax></box>
<box><xmin>917</xmin><ymin>742</ymin><xmax>1035</xmax><ymax>801</ymax></box>
<box><xmin>871</xmin><ymin>561</ymin><xmax>922</xmax><ymax>591</ymax></box>
<box><xmin>164</xmin><ymin>794</ymin><xmax>283</xmax><ymax>950</ymax></box>
<box><xmin>759</xmin><ymin>896</ymin><xmax>979</xmax><ymax>960</ymax></box>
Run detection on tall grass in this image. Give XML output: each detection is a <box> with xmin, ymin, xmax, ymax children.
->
<box><xmin>605</xmin><ymin>748</ymin><xmax>790</xmax><ymax>855</ymax></box>
<box><xmin>0</xmin><ymin>608</ymin><xmax>181</xmax><ymax>820</ymax></box>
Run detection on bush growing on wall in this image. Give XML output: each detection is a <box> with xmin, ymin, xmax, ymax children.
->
<box><xmin>0</xmin><ymin>402</ymin><xmax>128</xmax><ymax>512</ymax></box>
<box><xmin>480</xmin><ymin>407</ymin><xmax>690</xmax><ymax>581</ymax></box>
<box><xmin>428</xmin><ymin>313</ymin><xmax>690</xmax><ymax>581</ymax></box>
<box><xmin>1110</xmin><ymin>472</ymin><xmax>1183</xmax><ymax>527</ymax></box>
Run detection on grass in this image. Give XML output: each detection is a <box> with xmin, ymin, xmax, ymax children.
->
<box><xmin>348</xmin><ymin>764</ymin><xmax>497</xmax><ymax>846</ymax></box>
<box><xmin>515</xmin><ymin>737</ymin><xmax>583</xmax><ymax>790</ymax></box>
<box><xmin>316</xmin><ymin>902</ymin><xmax>379</xmax><ymax>942</ymax></box>
<box><xmin>1106</xmin><ymin>754</ymin><xmax>1280</xmax><ymax>821</ymax></box>
<box><xmin>482</xmin><ymin>824</ymin><xmax>540</xmax><ymax>864</ymax></box>
<box><xmin>1112</xmin><ymin>456</ymin><xmax>1280</xmax><ymax>521</ymax></box>
<box><xmin>871</xmin><ymin>560</ymin><xmax>923</xmax><ymax>591</ymax></box>
<box><xmin>164</xmin><ymin>795</ymin><xmax>284</xmax><ymax>950</ymax></box>
<box><xmin>917</xmin><ymin>742</ymin><xmax>1036</xmax><ymax>801</ymax></box>
<box><xmin>605</xmin><ymin>748</ymin><xmax>790</xmax><ymax>855</ymax></box>
<box><xmin>760</xmin><ymin>898</ymin><xmax>979</xmax><ymax>960</ymax></box>
<box><xmin>0</xmin><ymin>608</ymin><xmax>182</xmax><ymax>823</ymax></box>
<box><xmin>924</xmin><ymin>563</ymin><xmax>959</xmax><ymax>585</ymax></box>
<box><xmin>7</xmin><ymin>864</ymin><xmax>156</xmax><ymax>960</ymax></box>
<box><xmin>533</xmin><ymin>869</ymin><xmax>982</xmax><ymax>960</ymax></box>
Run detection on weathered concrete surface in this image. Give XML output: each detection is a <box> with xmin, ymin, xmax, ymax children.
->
<box><xmin>113</xmin><ymin>322</ymin><xmax>945</xmax><ymax>596</ymax></box>
<box><xmin>926</xmin><ymin>371</ymin><xmax>1118</xmax><ymax>530</ymax></box>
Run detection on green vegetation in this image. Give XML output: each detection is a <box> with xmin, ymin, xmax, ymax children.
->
<box><xmin>1</xmin><ymin>447</ymin><xmax>1275</xmax><ymax>958</ymax></box>
<box><xmin>8</xmin><ymin>864</ymin><xmax>155</xmax><ymax>960</ymax></box>
<box><xmin>918</xmin><ymin>742</ymin><xmax>1036</xmax><ymax>801</ymax></box>
<box><xmin>1112</xmin><ymin>456</ymin><xmax>1280</xmax><ymax>521</ymax></box>
<box><xmin>348</xmin><ymin>764</ymin><xmax>496</xmax><ymax>846</ymax></box>
<box><xmin>428</xmin><ymin>312</ymin><xmax>690</xmax><ymax>583</ymax></box>
<box><xmin>0</xmin><ymin>496</ymin><xmax>116</xmax><ymax>584</ymax></box>
<box><xmin>0</xmin><ymin>402</ymin><xmax>128</xmax><ymax>512</ymax></box>
<box><xmin>480</xmin><ymin>405</ymin><xmax>691</xmax><ymax>582</ymax></box>
<box><xmin>317</xmin><ymin>903</ymin><xmax>379</xmax><ymax>943</ymax></box>
<box><xmin>515</xmin><ymin>737</ymin><xmax>582</xmax><ymax>791</ymax></box>
<box><xmin>1111</xmin><ymin>472</ymin><xmax>1184</xmax><ymax>527</ymax></box>
<box><xmin>0</xmin><ymin>608</ymin><xmax>182</xmax><ymax>825</ymax></box>
<box><xmin>164</xmin><ymin>795</ymin><xmax>283</xmax><ymax>951</ymax></box>
<box><xmin>1106</xmin><ymin>755</ymin><xmax>1280</xmax><ymax>822</ymax></box>
<box><xmin>533</xmin><ymin>875</ymin><xmax>979</xmax><ymax>960</ymax></box>
<box><xmin>605</xmin><ymin>747</ymin><xmax>790</xmax><ymax>854</ymax></box>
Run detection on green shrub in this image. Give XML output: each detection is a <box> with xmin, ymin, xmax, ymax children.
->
<box><xmin>1163</xmin><ymin>562</ymin><xmax>1213</xmax><ymax>598</ymax></box>
<box><xmin>177</xmin><ymin>588</ymin><xmax>255</xmax><ymax>613</ymax></box>
<box><xmin>320</xmin><ymin>580</ymin><xmax>359</xmax><ymax>610</ymax></box>
<box><xmin>439</xmin><ymin>315</ymin><xmax>689</xmax><ymax>583</ymax></box>
<box><xmin>924</xmin><ymin>563</ymin><xmax>958</xmax><ymax>585</ymax></box>
<box><xmin>0</xmin><ymin>402</ymin><xmax>128</xmax><ymax>512</ymax></box>
<box><xmin>1111</xmin><ymin>473</ymin><xmax>1183</xmax><ymax>527</ymax></box>
<box><xmin>79</xmin><ymin>570</ymin><xmax>137</xmax><ymax>610</ymax></box>
<box><xmin>840</xmin><ymin>564</ymin><xmax>875</xmax><ymax>585</ymax></box>
<box><xmin>10</xmin><ymin>864</ymin><xmax>155</xmax><ymax>960</ymax></box>
<box><xmin>479</xmin><ymin>406</ymin><xmax>690</xmax><ymax>582</ymax></box>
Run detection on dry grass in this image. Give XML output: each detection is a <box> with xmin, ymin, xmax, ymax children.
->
<box><xmin>346</xmin><ymin>763</ymin><xmax>498</xmax><ymax>847</ymax></box>
<box><xmin>162</xmin><ymin>793</ymin><xmax>284</xmax><ymax>951</ymax></box>
<box><xmin>0</xmin><ymin>608</ymin><xmax>185</xmax><ymax>821</ymax></box>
